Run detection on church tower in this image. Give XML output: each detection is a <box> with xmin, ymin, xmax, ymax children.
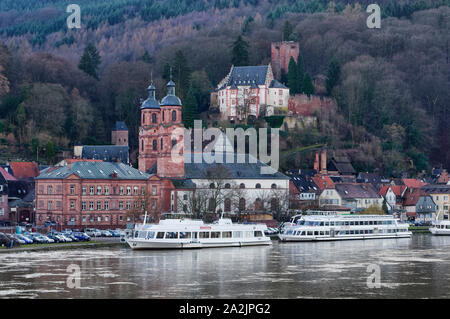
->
<box><xmin>138</xmin><ymin>77</ymin><xmax>161</xmax><ymax>172</ymax></box>
<box><xmin>157</xmin><ymin>76</ymin><xmax>184</xmax><ymax>178</ymax></box>
<box><xmin>138</xmin><ymin>73</ymin><xmax>184</xmax><ymax>178</ymax></box>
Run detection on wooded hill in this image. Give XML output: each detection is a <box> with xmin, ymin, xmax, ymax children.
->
<box><xmin>0</xmin><ymin>0</ymin><xmax>449</xmax><ymax>176</ymax></box>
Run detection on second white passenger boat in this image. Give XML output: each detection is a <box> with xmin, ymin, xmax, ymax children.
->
<box><xmin>279</xmin><ymin>214</ymin><xmax>412</xmax><ymax>242</ymax></box>
<box><xmin>429</xmin><ymin>220</ymin><xmax>450</xmax><ymax>235</ymax></box>
<box><xmin>126</xmin><ymin>217</ymin><xmax>272</xmax><ymax>249</ymax></box>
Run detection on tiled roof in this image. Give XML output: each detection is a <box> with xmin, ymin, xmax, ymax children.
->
<box><xmin>312</xmin><ymin>175</ymin><xmax>335</xmax><ymax>190</ymax></box>
<box><xmin>36</xmin><ymin>161</ymin><xmax>151</xmax><ymax>180</ymax></box>
<box><xmin>422</xmin><ymin>184</ymin><xmax>450</xmax><ymax>194</ymax></box>
<box><xmin>0</xmin><ymin>166</ymin><xmax>17</xmax><ymax>181</ymax></box>
<box><xmin>289</xmin><ymin>174</ymin><xmax>319</xmax><ymax>193</ymax></box>
<box><xmin>184</xmin><ymin>153</ymin><xmax>288</xmax><ymax>180</ymax></box>
<box><xmin>403</xmin><ymin>188</ymin><xmax>424</xmax><ymax>206</ymax></box>
<box><xmin>81</xmin><ymin>145</ymin><xmax>129</xmax><ymax>164</ymax></box>
<box><xmin>335</xmin><ymin>183</ymin><xmax>380</xmax><ymax>199</ymax></box>
<box><xmin>379</xmin><ymin>185</ymin><xmax>407</xmax><ymax>197</ymax></box>
<box><xmin>227</xmin><ymin>66</ymin><xmax>268</xmax><ymax>86</ymax></box>
<box><xmin>328</xmin><ymin>157</ymin><xmax>356</xmax><ymax>175</ymax></box>
<box><xmin>113</xmin><ymin>121</ymin><xmax>128</xmax><ymax>131</ymax></box>
<box><xmin>402</xmin><ymin>178</ymin><xmax>427</xmax><ymax>188</ymax></box>
<box><xmin>269</xmin><ymin>80</ymin><xmax>288</xmax><ymax>89</ymax></box>
<box><xmin>9</xmin><ymin>162</ymin><xmax>40</xmax><ymax>179</ymax></box>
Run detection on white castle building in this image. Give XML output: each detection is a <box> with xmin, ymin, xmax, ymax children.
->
<box><xmin>216</xmin><ymin>64</ymin><xmax>289</xmax><ymax>121</ymax></box>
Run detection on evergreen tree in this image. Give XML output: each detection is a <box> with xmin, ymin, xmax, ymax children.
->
<box><xmin>326</xmin><ymin>59</ymin><xmax>341</xmax><ymax>95</ymax></box>
<box><xmin>280</xmin><ymin>69</ymin><xmax>287</xmax><ymax>85</ymax></box>
<box><xmin>183</xmin><ymin>85</ymin><xmax>198</xmax><ymax>129</ymax></box>
<box><xmin>141</xmin><ymin>50</ymin><xmax>153</xmax><ymax>64</ymax></box>
<box><xmin>382</xmin><ymin>199</ymin><xmax>389</xmax><ymax>214</ymax></box>
<box><xmin>231</xmin><ymin>35</ymin><xmax>250</xmax><ymax>66</ymax></box>
<box><xmin>162</xmin><ymin>63</ymin><xmax>171</xmax><ymax>81</ymax></box>
<box><xmin>303</xmin><ymin>72</ymin><xmax>315</xmax><ymax>96</ymax></box>
<box><xmin>283</xmin><ymin>20</ymin><xmax>293</xmax><ymax>41</ymax></box>
<box><xmin>173</xmin><ymin>50</ymin><xmax>191</xmax><ymax>101</ymax></box>
<box><xmin>287</xmin><ymin>56</ymin><xmax>298</xmax><ymax>95</ymax></box>
<box><xmin>45</xmin><ymin>141</ymin><xmax>55</xmax><ymax>164</ymax></box>
<box><xmin>78</xmin><ymin>43</ymin><xmax>101</xmax><ymax>80</ymax></box>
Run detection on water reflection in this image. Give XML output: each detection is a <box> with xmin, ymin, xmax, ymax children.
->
<box><xmin>1</xmin><ymin>234</ymin><xmax>450</xmax><ymax>298</ymax></box>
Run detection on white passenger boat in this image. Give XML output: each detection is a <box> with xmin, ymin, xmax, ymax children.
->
<box><xmin>278</xmin><ymin>214</ymin><xmax>412</xmax><ymax>242</ymax></box>
<box><xmin>429</xmin><ymin>221</ymin><xmax>450</xmax><ymax>235</ymax></box>
<box><xmin>125</xmin><ymin>216</ymin><xmax>272</xmax><ymax>249</ymax></box>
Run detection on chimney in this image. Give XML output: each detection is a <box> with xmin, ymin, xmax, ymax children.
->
<box><xmin>320</xmin><ymin>149</ymin><xmax>327</xmax><ymax>174</ymax></box>
<box><xmin>314</xmin><ymin>152</ymin><xmax>320</xmax><ymax>171</ymax></box>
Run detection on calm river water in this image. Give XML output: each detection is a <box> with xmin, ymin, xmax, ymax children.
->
<box><xmin>1</xmin><ymin>234</ymin><xmax>450</xmax><ymax>298</ymax></box>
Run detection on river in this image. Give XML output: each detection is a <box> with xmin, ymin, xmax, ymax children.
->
<box><xmin>1</xmin><ymin>234</ymin><xmax>450</xmax><ymax>298</ymax></box>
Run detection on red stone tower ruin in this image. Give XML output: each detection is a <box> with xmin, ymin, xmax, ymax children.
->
<box><xmin>271</xmin><ymin>41</ymin><xmax>300</xmax><ymax>80</ymax></box>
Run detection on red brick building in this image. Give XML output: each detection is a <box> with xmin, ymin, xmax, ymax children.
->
<box><xmin>35</xmin><ymin>161</ymin><xmax>173</xmax><ymax>230</ymax></box>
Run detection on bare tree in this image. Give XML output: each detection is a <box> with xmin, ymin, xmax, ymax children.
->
<box><xmin>127</xmin><ymin>189</ymin><xmax>161</xmax><ymax>223</ymax></box>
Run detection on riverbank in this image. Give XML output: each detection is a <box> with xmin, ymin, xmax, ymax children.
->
<box><xmin>0</xmin><ymin>238</ymin><xmax>125</xmax><ymax>254</ymax></box>
<box><xmin>408</xmin><ymin>226</ymin><xmax>431</xmax><ymax>233</ymax></box>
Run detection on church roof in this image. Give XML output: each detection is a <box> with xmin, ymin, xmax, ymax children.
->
<box><xmin>184</xmin><ymin>153</ymin><xmax>289</xmax><ymax>180</ymax></box>
<box><xmin>161</xmin><ymin>95</ymin><xmax>182</xmax><ymax>106</ymax></box>
<box><xmin>227</xmin><ymin>65</ymin><xmax>268</xmax><ymax>87</ymax></box>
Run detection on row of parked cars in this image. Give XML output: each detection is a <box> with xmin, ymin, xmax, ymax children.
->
<box><xmin>0</xmin><ymin>228</ymin><xmax>123</xmax><ymax>247</ymax></box>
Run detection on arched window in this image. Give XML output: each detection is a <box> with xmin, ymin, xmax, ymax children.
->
<box><xmin>255</xmin><ymin>183</ymin><xmax>261</xmax><ymax>189</ymax></box>
<box><xmin>271</xmin><ymin>183</ymin><xmax>277</xmax><ymax>189</ymax></box>
<box><xmin>152</xmin><ymin>139</ymin><xmax>157</xmax><ymax>150</ymax></box>
<box><xmin>160</xmin><ymin>137</ymin><xmax>163</xmax><ymax>150</ymax></box>
<box><xmin>271</xmin><ymin>198</ymin><xmax>279</xmax><ymax>211</ymax></box>
<box><xmin>224</xmin><ymin>198</ymin><xmax>231</xmax><ymax>212</ymax></box>
<box><xmin>172</xmin><ymin>110</ymin><xmax>177</xmax><ymax>122</ymax></box>
<box><xmin>172</xmin><ymin>138</ymin><xmax>177</xmax><ymax>149</ymax></box>
<box><xmin>239</xmin><ymin>198</ymin><xmax>246</xmax><ymax>211</ymax></box>
<box><xmin>209</xmin><ymin>183</ymin><xmax>215</xmax><ymax>189</ymax></box>
<box><xmin>142</xmin><ymin>113</ymin><xmax>145</xmax><ymax>124</ymax></box>
<box><xmin>162</xmin><ymin>111</ymin><xmax>165</xmax><ymax>121</ymax></box>
<box><xmin>152</xmin><ymin>113</ymin><xmax>157</xmax><ymax>123</ymax></box>
<box><xmin>225</xmin><ymin>183</ymin><xmax>231</xmax><ymax>189</ymax></box>
<box><xmin>255</xmin><ymin>198</ymin><xmax>263</xmax><ymax>210</ymax></box>
<box><xmin>141</xmin><ymin>140</ymin><xmax>144</xmax><ymax>151</ymax></box>
<box><xmin>239</xmin><ymin>183</ymin><xmax>245</xmax><ymax>189</ymax></box>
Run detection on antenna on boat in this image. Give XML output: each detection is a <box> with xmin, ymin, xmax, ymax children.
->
<box><xmin>143</xmin><ymin>211</ymin><xmax>148</xmax><ymax>226</ymax></box>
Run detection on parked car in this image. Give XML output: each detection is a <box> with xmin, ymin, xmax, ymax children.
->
<box><xmin>65</xmin><ymin>233</ymin><xmax>79</xmax><ymax>242</ymax></box>
<box><xmin>0</xmin><ymin>233</ymin><xmax>11</xmax><ymax>246</ymax></box>
<box><xmin>47</xmin><ymin>233</ymin><xmax>63</xmax><ymax>243</ymax></box>
<box><xmin>16</xmin><ymin>234</ymin><xmax>33</xmax><ymax>244</ymax></box>
<box><xmin>6</xmin><ymin>234</ymin><xmax>25</xmax><ymax>245</ymax></box>
<box><xmin>72</xmin><ymin>232</ymin><xmax>91</xmax><ymax>241</ymax></box>
<box><xmin>27</xmin><ymin>233</ymin><xmax>47</xmax><ymax>244</ymax></box>
<box><xmin>100</xmin><ymin>230</ymin><xmax>113</xmax><ymax>237</ymax></box>
<box><xmin>39</xmin><ymin>235</ymin><xmax>55</xmax><ymax>243</ymax></box>
<box><xmin>107</xmin><ymin>230</ymin><xmax>120</xmax><ymax>237</ymax></box>
<box><xmin>85</xmin><ymin>228</ymin><xmax>102</xmax><ymax>237</ymax></box>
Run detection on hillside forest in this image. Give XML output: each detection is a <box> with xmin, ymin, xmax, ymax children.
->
<box><xmin>0</xmin><ymin>0</ymin><xmax>449</xmax><ymax>177</ymax></box>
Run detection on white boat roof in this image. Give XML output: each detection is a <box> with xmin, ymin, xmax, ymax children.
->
<box><xmin>301</xmin><ymin>214</ymin><xmax>398</xmax><ymax>220</ymax></box>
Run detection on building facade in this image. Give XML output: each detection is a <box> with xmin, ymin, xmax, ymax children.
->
<box><xmin>216</xmin><ymin>65</ymin><xmax>289</xmax><ymax>121</ymax></box>
<box><xmin>271</xmin><ymin>41</ymin><xmax>300</xmax><ymax>80</ymax></box>
<box><xmin>35</xmin><ymin>161</ymin><xmax>170</xmax><ymax>229</ymax></box>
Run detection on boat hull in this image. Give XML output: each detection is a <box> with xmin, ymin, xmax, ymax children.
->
<box><xmin>278</xmin><ymin>233</ymin><xmax>412</xmax><ymax>242</ymax></box>
<box><xmin>429</xmin><ymin>228</ymin><xmax>450</xmax><ymax>235</ymax></box>
<box><xmin>126</xmin><ymin>238</ymin><xmax>272</xmax><ymax>250</ymax></box>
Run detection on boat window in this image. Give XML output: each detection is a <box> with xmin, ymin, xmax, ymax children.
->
<box><xmin>286</xmin><ymin>230</ymin><xmax>293</xmax><ymax>235</ymax></box>
<box><xmin>156</xmin><ymin>232</ymin><xmax>165</xmax><ymax>239</ymax></box>
<box><xmin>254</xmin><ymin>231</ymin><xmax>263</xmax><ymax>237</ymax></box>
<box><xmin>180</xmin><ymin>232</ymin><xmax>191</xmax><ymax>239</ymax></box>
<box><xmin>350</xmin><ymin>221</ymin><xmax>354</xmax><ymax>226</ymax></box>
<box><xmin>147</xmin><ymin>231</ymin><xmax>155</xmax><ymax>239</ymax></box>
<box><xmin>199</xmin><ymin>232</ymin><xmax>210</xmax><ymax>238</ymax></box>
<box><xmin>233</xmin><ymin>231</ymin><xmax>242</xmax><ymax>238</ymax></box>
<box><xmin>345</xmin><ymin>221</ymin><xmax>349</xmax><ymax>226</ymax></box>
<box><xmin>319</xmin><ymin>231</ymin><xmax>324</xmax><ymax>236</ymax></box>
<box><xmin>307</xmin><ymin>231</ymin><xmax>313</xmax><ymax>236</ymax></box>
<box><xmin>319</xmin><ymin>222</ymin><xmax>324</xmax><ymax>226</ymax></box>
<box><xmin>165</xmin><ymin>232</ymin><xmax>178</xmax><ymax>239</ymax></box>
<box><xmin>211</xmin><ymin>232</ymin><xmax>221</xmax><ymax>238</ymax></box>
<box><xmin>245</xmin><ymin>231</ymin><xmax>253</xmax><ymax>237</ymax></box>
<box><xmin>325</xmin><ymin>231</ymin><xmax>329</xmax><ymax>235</ymax></box>
<box><xmin>222</xmin><ymin>231</ymin><xmax>232</xmax><ymax>238</ymax></box>
<box><xmin>134</xmin><ymin>231</ymin><xmax>139</xmax><ymax>238</ymax></box>
<box><xmin>314</xmin><ymin>231</ymin><xmax>319</xmax><ymax>236</ymax></box>
<box><xmin>325</xmin><ymin>222</ymin><xmax>329</xmax><ymax>226</ymax></box>
<box><xmin>300</xmin><ymin>231</ymin><xmax>305</xmax><ymax>236</ymax></box>
<box><xmin>138</xmin><ymin>231</ymin><xmax>147</xmax><ymax>239</ymax></box>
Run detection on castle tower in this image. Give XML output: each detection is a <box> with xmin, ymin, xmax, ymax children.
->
<box><xmin>111</xmin><ymin>121</ymin><xmax>128</xmax><ymax>146</ymax></box>
<box><xmin>138</xmin><ymin>77</ymin><xmax>162</xmax><ymax>172</ymax></box>
<box><xmin>271</xmin><ymin>41</ymin><xmax>300</xmax><ymax>80</ymax></box>
<box><xmin>157</xmin><ymin>75</ymin><xmax>184</xmax><ymax>178</ymax></box>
